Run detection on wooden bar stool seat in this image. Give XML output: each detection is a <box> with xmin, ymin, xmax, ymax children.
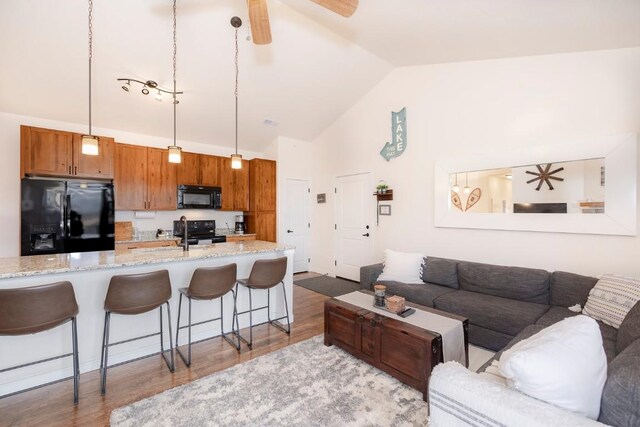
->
<box><xmin>0</xmin><ymin>281</ymin><xmax>80</xmax><ymax>403</ymax></box>
<box><xmin>175</xmin><ymin>263</ymin><xmax>240</xmax><ymax>367</ymax></box>
<box><xmin>234</xmin><ymin>257</ymin><xmax>290</xmax><ymax>349</ymax></box>
<box><xmin>100</xmin><ymin>270</ymin><xmax>174</xmax><ymax>395</ymax></box>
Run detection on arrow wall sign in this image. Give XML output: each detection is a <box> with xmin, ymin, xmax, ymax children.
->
<box><xmin>380</xmin><ymin>107</ymin><xmax>407</xmax><ymax>161</ymax></box>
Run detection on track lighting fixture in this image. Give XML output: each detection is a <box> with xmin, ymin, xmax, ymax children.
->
<box><xmin>452</xmin><ymin>173</ymin><xmax>460</xmax><ymax>193</ymax></box>
<box><xmin>116</xmin><ymin>78</ymin><xmax>182</xmax><ymax>100</ymax></box>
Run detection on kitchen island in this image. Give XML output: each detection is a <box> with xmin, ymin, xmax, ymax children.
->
<box><xmin>0</xmin><ymin>241</ymin><xmax>294</xmax><ymax>397</ymax></box>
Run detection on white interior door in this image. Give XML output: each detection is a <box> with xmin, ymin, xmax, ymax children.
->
<box><xmin>335</xmin><ymin>173</ymin><xmax>373</xmax><ymax>281</ymax></box>
<box><xmin>284</xmin><ymin>178</ymin><xmax>310</xmax><ymax>273</ymax></box>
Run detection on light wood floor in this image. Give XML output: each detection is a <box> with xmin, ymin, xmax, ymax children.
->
<box><xmin>0</xmin><ymin>277</ymin><xmax>328</xmax><ymax>427</ymax></box>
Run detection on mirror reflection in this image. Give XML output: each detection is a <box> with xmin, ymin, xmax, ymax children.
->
<box><xmin>449</xmin><ymin>158</ymin><xmax>605</xmax><ymax>214</ymax></box>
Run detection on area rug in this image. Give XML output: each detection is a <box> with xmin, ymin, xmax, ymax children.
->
<box><xmin>294</xmin><ymin>275</ymin><xmax>361</xmax><ymax>297</ymax></box>
<box><xmin>110</xmin><ymin>335</ymin><xmax>428</xmax><ymax>426</ymax></box>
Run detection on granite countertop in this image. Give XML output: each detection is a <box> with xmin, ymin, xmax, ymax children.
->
<box><xmin>116</xmin><ymin>236</ymin><xmax>181</xmax><ymax>244</ymax></box>
<box><xmin>0</xmin><ymin>241</ymin><xmax>294</xmax><ymax>280</ymax></box>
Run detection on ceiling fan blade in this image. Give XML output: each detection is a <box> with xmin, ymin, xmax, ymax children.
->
<box><xmin>247</xmin><ymin>0</ymin><xmax>272</xmax><ymax>45</ymax></box>
<box><xmin>310</xmin><ymin>0</ymin><xmax>359</xmax><ymax>17</ymax></box>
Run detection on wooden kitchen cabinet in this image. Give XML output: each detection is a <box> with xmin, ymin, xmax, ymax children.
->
<box><xmin>147</xmin><ymin>148</ymin><xmax>177</xmax><ymax>210</ymax></box>
<box><xmin>225</xmin><ymin>234</ymin><xmax>256</xmax><ymax>242</ymax></box>
<box><xmin>114</xmin><ymin>143</ymin><xmax>148</xmax><ymax>210</ymax></box>
<box><xmin>200</xmin><ymin>155</ymin><xmax>221</xmax><ymax>187</ymax></box>
<box><xmin>114</xmin><ymin>144</ymin><xmax>176</xmax><ymax>211</ymax></box>
<box><xmin>176</xmin><ymin>153</ymin><xmax>221</xmax><ymax>187</ymax></box>
<box><xmin>175</xmin><ymin>151</ymin><xmax>200</xmax><ymax>186</ymax></box>
<box><xmin>246</xmin><ymin>158</ymin><xmax>277</xmax><ymax>242</ymax></box>
<box><xmin>20</xmin><ymin>125</ymin><xmax>115</xmax><ymax>179</ymax></box>
<box><xmin>220</xmin><ymin>157</ymin><xmax>250</xmax><ymax>211</ymax></box>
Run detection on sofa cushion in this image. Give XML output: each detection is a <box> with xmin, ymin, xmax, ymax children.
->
<box><xmin>377</xmin><ymin>249</ymin><xmax>424</xmax><ymax>284</ymax></box>
<box><xmin>374</xmin><ymin>280</ymin><xmax>455</xmax><ymax>308</ymax></box>
<box><xmin>583</xmin><ymin>274</ymin><xmax>640</xmax><ymax>329</ymax></box>
<box><xmin>498</xmin><ymin>316</ymin><xmax>607</xmax><ymax>420</ymax></box>
<box><xmin>468</xmin><ymin>324</ymin><xmax>516</xmax><ymax>353</ymax></box>
<box><xmin>599</xmin><ymin>338</ymin><xmax>640</xmax><ymax>426</ymax></box>
<box><xmin>617</xmin><ymin>301</ymin><xmax>640</xmax><ymax>354</ymax></box>
<box><xmin>535</xmin><ymin>306</ymin><xmax>579</xmax><ymax>328</ymax></box>
<box><xmin>550</xmin><ymin>271</ymin><xmax>597</xmax><ymax>308</ymax></box>
<box><xmin>421</xmin><ymin>257</ymin><xmax>459</xmax><ymax>289</ymax></box>
<box><xmin>434</xmin><ymin>290</ymin><xmax>549</xmax><ymax>337</ymax></box>
<box><xmin>457</xmin><ymin>261</ymin><xmax>550</xmax><ymax>304</ymax></box>
<box><xmin>478</xmin><ymin>324</ymin><xmax>546</xmax><ymax>372</ymax></box>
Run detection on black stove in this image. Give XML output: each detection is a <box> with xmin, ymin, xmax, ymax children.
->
<box><xmin>172</xmin><ymin>220</ymin><xmax>226</xmax><ymax>244</ymax></box>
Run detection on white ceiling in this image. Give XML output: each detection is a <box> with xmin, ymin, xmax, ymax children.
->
<box><xmin>1</xmin><ymin>0</ymin><xmax>639</xmax><ymax>152</ymax></box>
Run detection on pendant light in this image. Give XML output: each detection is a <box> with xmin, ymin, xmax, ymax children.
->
<box><xmin>230</xmin><ymin>17</ymin><xmax>243</xmax><ymax>170</ymax></box>
<box><xmin>463</xmin><ymin>172</ymin><xmax>471</xmax><ymax>194</ymax></box>
<box><xmin>81</xmin><ymin>0</ymin><xmax>99</xmax><ymax>156</ymax></box>
<box><xmin>167</xmin><ymin>0</ymin><xmax>182</xmax><ymax>164</ymax></box>
<box><xmin>452</xmin><ymin>173</ymin><xmax>460</xmax><ymax>193</ymax></box>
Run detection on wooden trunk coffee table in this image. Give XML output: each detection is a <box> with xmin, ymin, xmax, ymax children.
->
<box><xmin>324</xmin><ymin>291</ymin><xmax>469</xmax><ymax>401</ymax></box>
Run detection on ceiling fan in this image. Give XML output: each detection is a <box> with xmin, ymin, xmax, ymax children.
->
<box><xmin>247</xmin><ymin>0</ymin><xmax>359</xmax><ymax>45</ymax></box>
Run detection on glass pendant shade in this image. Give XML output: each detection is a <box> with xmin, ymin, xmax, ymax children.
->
<box><xmin>231</xmin><ymin>154</ymin><xmax>242</xmax><ymax>169</ymax></box>
<box><xmin>168</xmin><ymin>145</ymin><xmax>182</xmax><ymax>163</ymax></box>
<box><xmin>81</xmin><ymin>135</ymin><xmax>99</xmax><ymax>155</ymax></box>
<box><xmin>452</xmin><ymin>184</ymin><xmax>460</xmax><ymax>193</ymax></box>
<box><xmin>463</xmin><ymin>186</ymin><xmax>471</xmax><ymax>194</ymax></box>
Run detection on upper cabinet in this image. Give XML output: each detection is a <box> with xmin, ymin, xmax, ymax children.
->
<box><xmin>114</xmin><ymin>144</ymin><xmax>176</xmax><ymax>211</ymax></box>
<box><xmin>176</xmin><ymin>153</ymin><xmax>221</xmax><ymax>187</ymax></box>
<box><xmin>20</xmin><ymin>125</ymin><xmax>114</xmax><ymax>179</ymax></box>
<box><xmin>220</xmin><ymin>157</ymin><xmax>250</xmax><ymax>211</ymax></box>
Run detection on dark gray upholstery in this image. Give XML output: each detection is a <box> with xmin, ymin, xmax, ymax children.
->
<box><xmin>617</xmin><ymin>301</ymin><xmax>640</xmax><ymax>354</ymax></box>
<box><xmin>434</xmin><ymin>290</ymin><xmax>549</xmax><ymax>337</ymax></box>
<box><xmin>599</xmin><ymin>322</ymin><xmax>618</xmax><ymax>363</ymax></box>
<box><xmin>375</xmin><ymin>281</ymin><xmax>455</xmax><ymax>308</ymax></box>
<box><xmin>467</xmin><ymin>324</ymin><xmax>515</xmax><ymax>352</ymax></box>
<box><xmin>421</xmin><ymin>257</ymin><xmax>459</xmax><ymax>289</ymax></box>
<box><xmin>599</xmin><ymin>339</ymin><xmax>640</xmax><ymax>427</ymax></box>
<box><xmin>457</xmin><ymin>261</ymin><xmax>550</xmax><ymax>304</ymax></box>
<box><xmin>535</xmin><ymin>306</ymin><xmax>578</xmax><ymax>327</ymax></box>
<box><xmin>477</xmin><ymin>324</ymin><xmax>546</xmax><ymax>372</ymax></box>
<box><xmin>550</xmin><ymin>271</ymin><xmax>598</xmax><ymax>308</ymax></box>
<box><xmin>359</xmin><ymin>263</ymin><xmax>384</xmax><ymax>290</ymax></box>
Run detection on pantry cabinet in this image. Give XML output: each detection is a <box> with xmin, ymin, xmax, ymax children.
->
<box><xmin>220</xmin><ymin>157</ymin><xmax>250</xmax><ymax>211</ymax></box>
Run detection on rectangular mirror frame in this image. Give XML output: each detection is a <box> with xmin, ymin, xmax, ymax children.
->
<box><xmin>434</xmin><ymin>134</ymin><xmax>637</xmax><ymax>236</ymax></box>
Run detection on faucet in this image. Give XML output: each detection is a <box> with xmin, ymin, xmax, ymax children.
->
<box><xmin>180</xmin><ymin>215</ymin><xmax>188</xmax><ymax>252</ymax></box>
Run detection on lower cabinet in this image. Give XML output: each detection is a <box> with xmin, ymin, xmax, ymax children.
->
<box><xmin>115</xmin><ymin>240</ymin><xmax>179</xmax><ymax>251</ymax></box>
<box><xmin>225</xmin><ymin>234</ymin><xmax>256</xmax><ymax>242</ymax></box>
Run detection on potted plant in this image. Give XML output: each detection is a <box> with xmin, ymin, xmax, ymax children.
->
<box><xmin>376</xmin><ymin>181</ymin><xmax>389</xmax><ymax>194</ymax></box>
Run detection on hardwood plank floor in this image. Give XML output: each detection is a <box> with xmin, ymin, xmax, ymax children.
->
<box><xmin>0</xmin><ymin>283</ymin><xmax>329</xmax><ymax>427</ymax></box>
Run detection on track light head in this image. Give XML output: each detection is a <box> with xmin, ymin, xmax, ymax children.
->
<box><xmin>121</xmin><ymin>80</ymin><xmax>130</xmax><ymax>92</ymax></box>
<box><xmin>141</xmin><ymin>86</ymin><xmax>149</xmax><ymax>95</ymax></box>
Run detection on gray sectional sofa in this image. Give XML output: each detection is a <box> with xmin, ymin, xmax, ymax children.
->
<box><xmin>360</xmin><ymin>257</ymin><xmax>640</xmax><ymax>426</ymax></box>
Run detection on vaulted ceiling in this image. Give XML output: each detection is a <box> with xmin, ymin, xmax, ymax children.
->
<box><xmin>1</xmin><ymin>0</ymin><xmax>638</xmax><ymax>152</ymax></box>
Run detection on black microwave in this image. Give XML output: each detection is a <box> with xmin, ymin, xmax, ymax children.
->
<box><xmin>177</xmin><ymin>185</ymin><xmax>222</xmax><ymax>209</ymax></box>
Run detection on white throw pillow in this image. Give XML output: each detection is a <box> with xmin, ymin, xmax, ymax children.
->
<box><xmin>498</xmin><ymin>315</ymin><xmax>607</xmax><ymax>420</ymax></box>
<box><xmin>582</xmin><ymin>273</ymin><xmax>640</xmax><ymax>328</ymax></box>
<box><xmin>377</xmin><ymin>249</ymin><xmax>424</xmax><ymax>284</ymax></box>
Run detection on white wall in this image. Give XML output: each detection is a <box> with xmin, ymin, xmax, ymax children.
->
<box><xmin>0</xmin><ymin>112</ymin><xmax>263</xmax><ymax>256</ymax></box>
<box><xmin>309</xmin><ymin>47</ymin><xmax>640</xmax><ymax>277</ymax></box>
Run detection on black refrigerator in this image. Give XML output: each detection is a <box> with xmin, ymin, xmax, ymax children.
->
<box><xmin>21</xmin><ymin>178</ymin><xmax>115</xmax><ymax>256</ymax></box>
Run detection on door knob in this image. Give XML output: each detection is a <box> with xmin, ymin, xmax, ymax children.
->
<box><xmin>362</xmin><ymin>233</ymin><xmax>370</xmax><ymax>237</ymax></box>
<box><xmin>287</xmin><ymin>229</ymin><xmax>293</xmax><ymax>233</ymax></box>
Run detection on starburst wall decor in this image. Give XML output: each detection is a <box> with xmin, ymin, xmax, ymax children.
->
<box><xmin>526</xmin><ymin>163</ymin><xmax>564</xmax><ymax>191</ymax></box>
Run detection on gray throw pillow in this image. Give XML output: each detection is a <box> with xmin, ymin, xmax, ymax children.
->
<box><xmin>421</xmin><ymin>257</ymin><xmax>459</xmax><ymax>289</ymax></box>
<box><xmin>617</xmin><ymin>301</ymin><xmax>640</xmax><ymax>354</ymax></box>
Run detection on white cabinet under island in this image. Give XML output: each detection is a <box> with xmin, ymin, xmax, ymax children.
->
<box><xmin>0</xmin><ymin>241</ymin><xmax>294</xmax><ymax>397</ymax></box>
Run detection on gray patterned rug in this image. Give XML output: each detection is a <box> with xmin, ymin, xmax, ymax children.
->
<box><xmin>110</xmin><ymin>335</ymin><xmax>428</xmax><ymax>426</ymax></box>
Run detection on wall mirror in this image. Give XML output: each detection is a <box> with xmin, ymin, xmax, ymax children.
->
<box><xmin>434</xmin><ymin>134</ymin><xmax>637</xmax><ymax>235</ymax></box>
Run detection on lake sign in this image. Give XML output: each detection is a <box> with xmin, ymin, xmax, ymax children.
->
<box><xmin>380</xmin><ymin>107</ymin><xmax>407</xmax><ymax>161</ymax></box>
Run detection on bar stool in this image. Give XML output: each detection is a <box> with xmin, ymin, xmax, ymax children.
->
<box><xmin>100</xmin><ymin>270</ymin><xmax>174</xmax><ymax>394</ymax></box>
<box><xmin>175</xmin><ymin>263</ymin><xmax>240</xmax><ymax>367</ymax></box>
<box><xmin>0</xmin><ymin>282</ymin><xmax>79</xmax><ymax>403</ymax></box>
<box><xmin>234</xmin><ymin>257</ymin><xmax>290</xmax><ymax>349</ymax></box>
